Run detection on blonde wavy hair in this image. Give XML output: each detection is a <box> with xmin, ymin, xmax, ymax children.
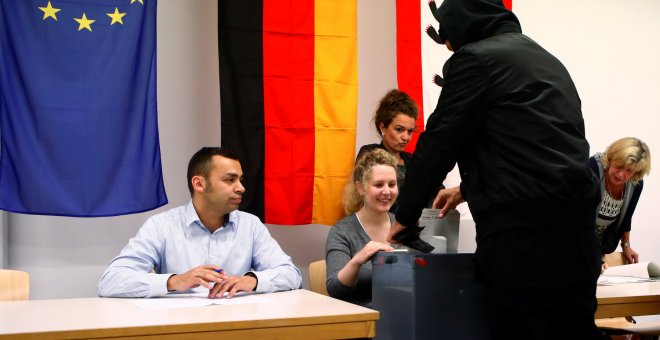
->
<box><xmin>602</xmin><ymin>137</ymin><xmax>651</xmax><ymax>182</ymax></box>
<box><xmin>343</xmin><ymin>148</ymin><xmax>398</xmax><ymax>215</ymax></box>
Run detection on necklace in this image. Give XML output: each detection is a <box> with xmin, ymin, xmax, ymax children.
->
<box><xmin>605</xmin><ymin>177</ymin><xmax>624</xmax><ymax>200</ymax></box>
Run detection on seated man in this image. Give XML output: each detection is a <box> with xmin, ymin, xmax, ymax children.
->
<box><xmin>98</xmin><ymin>147</ymin><xmax>302</xmax><ymax>298</ymax></box>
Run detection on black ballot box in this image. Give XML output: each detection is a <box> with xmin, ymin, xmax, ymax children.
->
<box><xmin>372</xmin><ymin>251</ymin><xmax>490</xmax><ymax>340</ymax></box>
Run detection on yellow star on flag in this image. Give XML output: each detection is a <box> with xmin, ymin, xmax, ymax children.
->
<box><xmin>107</xmin><ymin>8</ymin><xmax>127</xmax><ymax>25</ymax></box>
<box><xmin>38</xmin><ymin>1</ymin><xmax>61</xmax><ymax>21</ymax></box>
<box><xmin>74</xmin><ymin>13</ymin><xmax>95</xmax><ymax>32</ymax></box>
<box><xmin>131</xmin><ymin>0</ymin><xmax>144</xmax><ymax>4</ymax></box>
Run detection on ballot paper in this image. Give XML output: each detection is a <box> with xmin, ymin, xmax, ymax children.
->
<box><xmin>419</xmin><ymin>208</ymin><xmax>460</xmax><ymax>252</ymax></box>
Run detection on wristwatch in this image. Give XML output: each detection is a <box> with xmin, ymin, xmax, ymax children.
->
<box><xmin>621</xmin><ymin>242</ymin><xmax>631</xmax><ymax>248</ymax></box>
<box><xmin>244</xmin><ymin>272</ymin><xmax>258</xmax><ymax>291</ymax></box>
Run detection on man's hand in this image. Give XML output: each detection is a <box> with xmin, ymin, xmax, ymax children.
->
<box><xmin>623</xmin><ymin>246</ymin><xmax>639</xmax><ymax>264</ymax></box>
<box><xmin>208</xmin><ymin>273</ymin><xmax>257</xmax><ymax>299</ymax></box>
<box><xmin>387</xmin><ymin>221</ymin><xmax>408</xmax><ymax>244</ymax></box>
<box><xmin>433</xmin><ymin>186</ymin><xmax>464</xmax><ymax>217</ymax></box>
<box><xmin>351</xmin><ymin>241</ymin><xmax>393</xmax><ymax>265</ymax></box>
<box><xmin>166</xmin><ymin>265</ymin><xmax>226</xmax><ymax>292</ymax></box>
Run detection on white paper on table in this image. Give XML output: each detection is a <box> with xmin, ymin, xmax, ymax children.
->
<box><xmin>126</xmin><ymin>291</ymin><xmax>273</xmax><ymax>310</ymax></box>
<box><xmin>597</xmin><ymin>275</ymin><xmax>652</xmax><ymax>286</ymax></box>
<box><xmin>602</xmin><ymin>261</ymin><xmax>660</xmax><ymax>279</ymax></box>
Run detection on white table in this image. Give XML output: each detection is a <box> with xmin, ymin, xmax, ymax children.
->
<box><xmin>0</xmin><ymin>289</ymin><xmax>378</xmax><ymax>339</ymax></box>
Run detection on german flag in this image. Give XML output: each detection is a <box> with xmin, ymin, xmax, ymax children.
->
<box><xmin>219</xmin><ymin>0</ymin><xmax>357</xmax><ymax>225</ymax></box>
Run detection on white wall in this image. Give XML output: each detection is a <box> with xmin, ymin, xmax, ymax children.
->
<box><xmin>3</xmin><ymin>0</ymin><xmax>659</xmax><ymax>299</ymax></box>
<box><xmin>516</xmin><ymin>0</ymin><xmax>660</xmax><ymax>264</ymax></box>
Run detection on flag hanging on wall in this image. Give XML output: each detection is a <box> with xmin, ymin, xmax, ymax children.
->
<box><xmin>219</xmin><ymin>0</ymin><xmax>357</xmax><ymax>225</ymax></box>
<box><xmin>396</xmin><ymin>0</ymin><xmax>513</xmax><ymax>153</ymax></box>
<box><xmin>0</xmin><ymin>0</ymin><xmax>167</xmax><ymax>217</ymax></box>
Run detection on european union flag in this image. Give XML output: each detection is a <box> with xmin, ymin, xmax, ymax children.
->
<box><xmin>0</xmin><ymin>0</ymin><xmax>167</xmax><ymax>217</ymax></box>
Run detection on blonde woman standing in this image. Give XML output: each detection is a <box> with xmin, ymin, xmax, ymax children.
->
<box><xmin>325</xmin><ymin>149</ymin><xmax>397</xmax><ymax>307</ymax></box>
<box><xmin>590</xmin><ymin>137</ymin><xmax>651</xmax><ymax>265</ymax></box>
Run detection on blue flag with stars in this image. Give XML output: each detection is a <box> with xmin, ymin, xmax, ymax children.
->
<box><xmin>0</xmin><ymin>0</ymin><xmax>167</xmax><ymax>217</ymax></box>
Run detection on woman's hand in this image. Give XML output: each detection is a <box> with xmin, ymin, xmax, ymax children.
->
<box><xmin>623</xmin><ymin>246</ymin><xmax>639</xmax><ymax>264</ymax></box>
<box><xmin>337</xmin><ymin>241</ymin><xmax>393</xmax><ymax>287</ymax></box>
<box><xmin>351</xmin><ymin>241</ymin><xmax>393</xmax><ymax>266</ymax></box>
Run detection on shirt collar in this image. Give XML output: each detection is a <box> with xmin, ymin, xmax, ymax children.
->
<box><xmin>224</xmin><ymin>209</ymin><xmax>239</xmax><ymax>230</ymax></box>
<box><xmin>185</xmin><ymin>200</ymin><xmax>202</xmax><ymax>229</ymax></box>
<box><xmin>184</xmin><ymin>200</ymin><xmax>239</xmax><ymax>233</ymax></box>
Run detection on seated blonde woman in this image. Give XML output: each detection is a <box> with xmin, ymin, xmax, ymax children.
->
<box><xmin>325</xmin><ymin>149</ymin><xmax>397</xmax><ymax>307</ymax></box>
<box><xmin>589</xmin><ymin>137</ymin><xmax>651</xmax><ymax>268</ymax></box>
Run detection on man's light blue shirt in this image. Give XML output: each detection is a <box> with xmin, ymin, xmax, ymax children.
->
<box><xmin>98</xmin><ymin>201</ymin><xmax>302</xmax><ymax>297</ymax></box>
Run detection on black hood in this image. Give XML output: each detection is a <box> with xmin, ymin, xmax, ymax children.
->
<box><xmin>436</xmin><ymin>0</ymin><xmax>521</xmax><ymax>51</ymax></box>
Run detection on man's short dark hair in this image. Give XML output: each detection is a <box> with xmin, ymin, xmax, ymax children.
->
<box><xmin>187</xmin><ymin>147</ymin><xmax>240</xmax><ymax>196</ymax></box>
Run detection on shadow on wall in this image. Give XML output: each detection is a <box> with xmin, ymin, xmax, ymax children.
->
<box><xmin>266</xmin><ymin>224</ymin><xmax>331</xmax><ymax>290</ymax></box>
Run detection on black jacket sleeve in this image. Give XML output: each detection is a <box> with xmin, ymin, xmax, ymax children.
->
<box><xmin>395</xmin><ymin>50</ymin><xmax>488</xmax><ymax>227</ymax></box>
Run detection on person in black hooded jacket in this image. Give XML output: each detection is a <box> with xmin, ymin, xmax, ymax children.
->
<box><xmin>386</xmin><ymin>0</ymin><xmax>602</xmax><ymax>339</ymax></box>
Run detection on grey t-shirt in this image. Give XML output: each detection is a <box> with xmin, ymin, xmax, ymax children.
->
<box><xmin>325</xmin><ymin>213</ymin><xmax>394</xmax><ymax>307</ymax></box>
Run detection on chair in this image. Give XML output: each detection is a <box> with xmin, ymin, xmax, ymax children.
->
<box><xmin>603</xmin><ymin>251</ymin><xmax>627</xmax><ymax>267</ymax></box>
<box><xmin>308</xmin><ymin>260</ymin><xmax>329</xmax><ymax>296</ymax></box>
<box><xmin>596</xmin><ymin>252</ymin><xmax>660</xmax><ymax>337</ymax></box>
<box><xmin>596</xmin><ymin>317</ymin><xmax>660</xmax><ymax>337</ymax></box>
<box><xmin>0</xmin><ymin>269</ymin><xmax>30</xmax><ymax>301</ymax></box>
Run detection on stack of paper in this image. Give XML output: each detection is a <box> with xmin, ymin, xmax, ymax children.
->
<box><xmin>598</xmin><ymin>261</ymin><xmax>660</xmax><ymax>285</ymax></box>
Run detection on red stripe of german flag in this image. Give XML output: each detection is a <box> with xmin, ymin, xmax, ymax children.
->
<box><xmin>396</xmin><ymin>0</ymin><xmax>424</xmax><ymax>154</ymax></box>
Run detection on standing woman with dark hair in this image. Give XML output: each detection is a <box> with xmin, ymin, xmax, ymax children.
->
<box><xmin>325</xmin><ymin>149</ymin><xmax>398</xmax><ymax>307</ymax></box>
<box><xmin>357</xmin><ymin>89</ymin><xmax>419</xmax><ymax>212</ymax></box>
<box><xmin>590</xmin><ymin>137</ymin><xmax>651</xmax><ymax>266</ymax></box>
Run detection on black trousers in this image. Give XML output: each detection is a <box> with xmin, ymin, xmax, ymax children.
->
<box><xmin>485</xmin><ymin>282</ymin><xmax>601</xmax><ymax>340</ymax></box>
<box><xmin>475</xmin><ymin>224</ymin><xmax>602</xmax><ymax>340</ymax></box>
